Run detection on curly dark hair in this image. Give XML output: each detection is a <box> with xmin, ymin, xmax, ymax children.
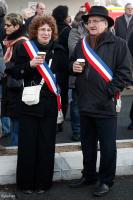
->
<box><xmin>28</xmin><ymin>15</ymin><xmax>58</xmax><ymax>41</ymax></box>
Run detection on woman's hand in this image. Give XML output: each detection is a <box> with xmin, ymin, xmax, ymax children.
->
<box><xmin>30</xmin><ymin>56</ymin><xmax>44</xmax><ymax>68</ymax></box>
<box><xmin>73</xmin><ymin>61</ymin><xmax>84</xmax><ymax>73</ymax></box>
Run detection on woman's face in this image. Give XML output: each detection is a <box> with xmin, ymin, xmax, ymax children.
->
<box><xmin>37</xmin><ymin>23</ymin><xmax>52</xmax><ymax>45</ymax></box>
<box><xmin>4</xmin><ymin>20</ymin><xmax>20</xmax><ymax>35</ymax></box>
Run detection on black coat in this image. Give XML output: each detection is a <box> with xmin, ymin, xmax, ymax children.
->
<box><xmin>25</xmin><ymin>15</ymin><xmax>35</xmax><ymax>33</ymax></box>
<box><xmin>128</xmin><ymin>31</ymin><xmax>133</xmax><ymax>58</ymax></box>
<box><xmin>6</xmin><ymin>39</ymin><xmax>69</xmax><ymax>117</ymax></box>
<box><xmin>57</xmin><ymin>22</ymin><xmax>71</xmax><ymax>55</ymax></box>
<box><xmin>1</xmin><ymin>28</ymin><xmax>28</xmax><ymax>118</ymax></box>
<box><xmin>114</xmin><ymin>15</ymin><xmax>133</xmax><ymax>41</ymax></box>
<box><xmin>70</xmin><ymin>31</ymin><xmax>133</xmax><ymax>117</ymax></box>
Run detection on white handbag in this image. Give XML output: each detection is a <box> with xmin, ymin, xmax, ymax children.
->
<box><xmin>22</xmin><ymin>79</ymin><xmax>44</xmax><ymax>106</ymax></box>
<box><xmin>57</xmin><ymin>109</ymin><xmax>64</xmax><ymax>124</ymax></box>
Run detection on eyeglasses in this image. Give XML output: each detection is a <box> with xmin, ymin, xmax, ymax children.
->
<box><xmin>4</xmin><ymin>23</ymin><xmax>13</xmax><ymax>27</ymax></box>
<box><xmin>125</xmin><ymin>8</ymin><xmax>133</xmax><ymax>10</ymax></box>
<box><xmin>87</xmin><ymin>19</ymin><xmax>105</xmax><ymax>25</ymax></box>
<box><xmin>38</xmin><ymin>28</ymin><xmax>52</xmax><ymax>32</ymax></box>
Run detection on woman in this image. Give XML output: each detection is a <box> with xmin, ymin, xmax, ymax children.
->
<box><xmin>6</xmin><ymin>15</ymin><xmax>68</xmax><ymax>193</ymax></box>
<box><xmin>52</xmin><ymin>5</ymin><xmax>71</xmax><ymax>132</ymax></box>
<box><xmin>1</xmin><ymin>13</ymin><xmax>28</xmax><ymax>145</ymax></box>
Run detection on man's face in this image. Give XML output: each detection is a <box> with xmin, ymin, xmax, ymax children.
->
<box><xmin>125</xmin><ymin>5</ymin><xmax>133</xmax><ymax>16</ymax></box>
<box><xmin>87</xmin><ymin>16</ymin><xmax>108</xmax><ymax>36</ymax></box>
<box><xmin>36</xmin><ymin>3</ymin><xmax>46</xmax><ymax>16</ymax></box>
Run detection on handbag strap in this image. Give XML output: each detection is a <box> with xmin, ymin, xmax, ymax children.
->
<box><xmin>40</xmin><ymin>78</ymin><xmax>44</xmax><ymax>85</ymax></box>
<box><xmin>23</xmin><ymin>40</ymin><xmax>62</xmax><ymax>111</ymax></box>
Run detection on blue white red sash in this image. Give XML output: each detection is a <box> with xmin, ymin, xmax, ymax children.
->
<box><xmin>23</xmin><ymin>40</ymin><xmax>61</xmax><ymax>110</ymax></box>
<box><xmin>82</xmin><ymin>36</ymin><xmax>121</xmax><ymax>112</ymax></box>
<box><xmin>82</xmin><ymin>36</ymin><xmax>113</xmax><ymax>83</ymax></box>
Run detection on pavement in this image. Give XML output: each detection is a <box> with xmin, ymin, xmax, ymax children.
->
<box><xmin>0</xmin><ymin>90</ymin><xmax>133</xmax><ymax>199</ymax></box>
<box><xmin>0</xmin><ymin>90</ymin><xmax>133</xmax><ymax>146</ymax></box>
<box><xmin>0</xmin><ymin>175</ymin><xmax>132</xmax><ymax>200</ymax></box>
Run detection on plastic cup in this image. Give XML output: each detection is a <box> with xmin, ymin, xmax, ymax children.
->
<box><xmin>37</xmin><ymin>52</ymin><xmax>46</xmax><ymax>59</ymax></box>
<box><xmin>77</xmin><ymin>58</ymin><xmax>85</xmax><ymax>70</ymax></box>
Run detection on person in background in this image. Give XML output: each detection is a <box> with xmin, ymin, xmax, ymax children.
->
<box><xmin>114</xmin><ymin>3</ymin><xmax>133</xmax><ymax>40</ymax></box>
<box><xmin>1</xmin><ymin>13</ymin><xmax>28</xmax><ymax>146</ymax></box>
<box><xmin>65</xmin><ymin>15</ymin><xmax>72</xmax><ymax>27</ymax></box>
<box><xmin>115</xmin><ymin>3</ymin><xmax>133</xmax><ymax>130</ymax></box>
<box><xmin>21</xmin><ymin>8</ymin><xmax>34</xmax><ymax>21</ymax></box>
<box><xmin>127</xmin><ymin>31</ymin><xmax>133</xmax><ymax>130</ymax></box>
<box><xmin>0</xmin><ymin>44</ymin><xmax>11</xmax><ymax>141</ymax></box>
<box><xmin>69</xmin><ymin>6</ymin><xmax>132</xmax><ymax>197</ymax></box>
<box><xmin>68</xmin><ymin>9</ymin><xmax>88</xmax><ymax>141</ymax></box>
<box><xmin>0</xmin><ymin>0</ymin><xmax>11</xmax><ymax>140</ymax></box>
<box><xmin>25</xmin><ymin>2</ymin><xmax>46</xmax><ymax>32</ymax></box>
<box><xmin>52</xmin><ymin>5</ymin><xmax>71</xmax><ymax>132</ymax></box>
<box><xmin>0</xmin><ymin>0</ymin><xmax>7</xmax><ymax>41</ymax></box>
<box><xmin>6</xmin><ymin>15</ymin><xmax>68</xmax><ymax>194</ymax></box>
<box><xmin>0</xmin><ymin>43</ymin><xmax>9</xmax><ymax>140</ymax></box>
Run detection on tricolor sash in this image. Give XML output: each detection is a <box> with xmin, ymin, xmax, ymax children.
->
<box><xmin>23</xmin><ymin>40</ymin><xmax>61</xmax><ymax>110</ymax></box>
<box><xmin>82</xmin><ymin>36</ymin><xmax>113</xmax><ymax>83</ymax></box>
<box><xmin>82</xmin><ymin>36</ymin><xmax>121</xmax><ymax>112</ymax></box>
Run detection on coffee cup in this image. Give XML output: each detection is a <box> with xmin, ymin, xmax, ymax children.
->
<box><xmin>77</xmin><ymin>58</ymin><xmax>85</xmax><ymax>70</ymax></box>
<box><xmin>37</xmin><ymin>51</ymin><xmax>46</xmax><ymax>59</ymax></box>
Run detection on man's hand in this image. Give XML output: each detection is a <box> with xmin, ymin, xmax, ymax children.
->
<box><xmin>73</xmin><ymin>61</ymin><xmax>84</xmax><ymax>73</ymax></box>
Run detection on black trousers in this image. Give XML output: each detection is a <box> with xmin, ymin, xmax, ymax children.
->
<box><xmin>16</xmin><ymin>114</ymin><xmax>57</xmax><ymax>190</ymax></box>
<box><xmin>80</xmin><ymin>115</ymin><xmax>117</xmax><ymax>186</ymax></box>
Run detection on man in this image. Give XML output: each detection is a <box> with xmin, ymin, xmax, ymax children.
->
<box><xmin>69</xmin><ymin>6</ymin><xmax>132</xmax><ymax>197</ymax></box>
<box><xmin>115</xmin><ymin>3</ymin><xmax>133</xmax><ymax>130</ymax></box>
<box><xmin>114</xmin><ymin>3</ymin><xmax>133</xmax><ymax>40</ymax></box>
<box><xmin>25</xmin><ymin>2</ymin><xmax>46</xmax><ymax>32</ymax></box>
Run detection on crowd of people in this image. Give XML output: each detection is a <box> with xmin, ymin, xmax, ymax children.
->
<box><xmin>0</xmin><ymin>0</ymin><xmax>133</xmax><ymax>197</ymax></box>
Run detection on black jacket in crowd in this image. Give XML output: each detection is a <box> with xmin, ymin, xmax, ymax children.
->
<box><xmin>5</xmin><ymin>39</ymin><xmax>69</xmax><ymax>117</ymax></box>
<box><xmin>57</xmin><ymin>21</ymin><xmax>71</xmax><ymax>55</ymax></box>
<box><xmin>114</xmin><ymin>15</ymin><xmax>133</xmax><ymax>41</ymax></box>
<box><xmin>1</xmin><ymin>28</ymin><xmax>27</xmax><ymax>118</ymax></box>
<box><xmin>69</xmin><ymin>31</ymin><xmax>133</xmax><ymax>118</ymax></box>
<box><xmin>128</xmin><ymin>31</ymin><xmax>133</xmax><ymax>58</ymax></box>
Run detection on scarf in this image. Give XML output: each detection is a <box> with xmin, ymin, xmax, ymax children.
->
<box><xmin>3</xmin><ymin>36</ymin><xmax>28</xmax><ymax>63</ymax></box>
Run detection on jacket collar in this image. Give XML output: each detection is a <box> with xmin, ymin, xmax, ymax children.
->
<box><xmin>87</xmin><ymin>31</ymin><xmax>116</xmax><ymax>49</ymax></box>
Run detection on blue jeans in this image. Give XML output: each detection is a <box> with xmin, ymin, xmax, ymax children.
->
<box><xmin>70</xmin><ymin>89</ymin><xmax>80</xmax><ymax>135</ymax></box>
<box><xmin>10</xmin><ymin>118</ymin><xmax>19</xmax><ymax>146</ymax></box>
<box><xmin>1</xmin><ymin>116</ymin><xmax>11</xmax><ymax>136</ymax></box>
